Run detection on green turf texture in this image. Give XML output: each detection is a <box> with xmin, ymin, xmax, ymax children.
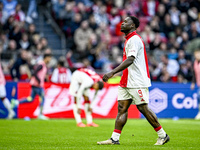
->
<box><xmin>0</xmin><ymin>119</ymin><xmax>200</xmax><ymax>150</ymax></box>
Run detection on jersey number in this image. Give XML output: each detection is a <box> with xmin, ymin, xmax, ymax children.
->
<box><xmin>138</xmin><ymin>90</ymin><xmax>143</xmax><ymax>98</ymax></box>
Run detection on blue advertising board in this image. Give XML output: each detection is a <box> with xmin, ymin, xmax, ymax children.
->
<box><xmin>0</xmin><ymin>82</ymin><xmax>199</xmax><ymax>119</ymax></box>
<box><xmin>0</xmin><ymin>82</ymin><xmax>17</xmax><ymax>118</ymax></box>
<box><xmin>145</xmin><ymin>83</ymin><xmax>199</xmax><ymax>118</ymax></box>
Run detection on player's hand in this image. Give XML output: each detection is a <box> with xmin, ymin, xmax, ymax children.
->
<box><xmin>88</xmin><ymin>107</ymin><xmax>92</xmax><ymax>113</ymax></box>
<box><xmin>103</xmin><ymin>71</ymin><xmax>114</xmax><ymax>82</ymax></box>
<box><xmin>190</xmin><ymin>83</ymin><xmax>195</xmax><ymax>90</ymax></box>
<box><xmin>77</xmin><ymin>108</ymin><xmax>81</xmax><ymax>114</ymax></box>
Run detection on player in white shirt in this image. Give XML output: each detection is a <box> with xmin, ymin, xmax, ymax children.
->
<box><xmin>51</xmin><ymin>60</ymin><xmax>72</xmax><ymax>84</ymax></box>
<box><xmin>97</xmin><ymin>16</ymin><xmax>170</xmax><ymax>145</ymax></box>
<box><xmin>69</xmin><ymin>68</ymin><xmax>104</xmax><ymax>127</ymax></box>
<box><xmin>0</xmin><ymin>62</ymin><xmax>15</xmax><ymax>119</ymax></box>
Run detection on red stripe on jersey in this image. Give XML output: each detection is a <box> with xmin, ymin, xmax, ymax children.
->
<box><xmin>142</xmin><ymin>40</ymin><xmax>150</xmax><ymax>78</ymax></box>
<box><xmin>119</xmin><ymin>31</ymin><xmax>150</xmax><ymax>87</ymax></box>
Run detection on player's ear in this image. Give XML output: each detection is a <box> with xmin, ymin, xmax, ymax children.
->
<box><xmin>131</xmin><ymin>23</ymin><xmax>135</xmax><ymax>29</ymax></box>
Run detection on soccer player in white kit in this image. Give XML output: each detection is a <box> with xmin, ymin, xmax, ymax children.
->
<box><xmin>97</xmin><ymin>16</ymin><xmax>170</xmax><ymax>145</ymax></box>
<box><xmin>51</xmin><ymin>59</ymin><xmax>72</xmax><ymax>84</ymax></box>
<box><xmin>0</xmin><ymin>62</ymin><xmax>15</xmax><ymax>119</ymax></box>
<box><xmin>69</xmin><ymin>68</ymin><xmax>104</xmax><ymax>127</ymax></box>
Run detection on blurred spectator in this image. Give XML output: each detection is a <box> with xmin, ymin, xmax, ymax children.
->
<box><xmin>70</xmin><ymin>13</ymin><xmax>82</xmax><ymax>36</ymax></box>
<box><xmin>0</xmin><ymin>31</ymin><xmax>8</xmax><ymax>50</ymax></box>
<box><xmin>0</xmin><ymin>2</ymin><xmax>9</xmax><ymax>24</ymax></box>
<box><xmin>75</xmin><ymin>2</ymin><xmax>89</xmax><ymax>20</ymax></box>
<box><xmin>153</xmin><ymin>42</ymin><xmax>168</xmax><ymax>62</ymax></box>
<box><xmin>95</xmin><ymin>22</ymin><xmax>111</xmax><ymax>44</ymax></box>
<box><xmin>26</xmin><ymin>0</ymin><xmax>38</xmax><ymax>24</ymax></box>
<box><xmin>179</xmin><ymin>31</ymin><xmax>189</xmax><ymax>50</ymax></box>
<box><xmin>74</xmin><ymin>20</ymin><xmax>93</xmax><ymax>54</ymax></box>
<box><xmin>141</xmin><ymin>25</ymin><xmax>155</xmax><ymax>45</ymax></box>
<box><xmin>40</xmin><ymin>37</ymin><xmax>48</xmax><ymax>50</ymax></box>
<box><xmin>88</xmin><ymin>14</ymin><xmax>98</xmax><ymax>31</ymax></box>
<box><xmin>51</xmin><ymin>58</ymin><xmax>72</xmax><ymax>84</ymax></box>
<box><xmin>27</xmin><ymin>24</ymin><xmax>39</xmax><ymax>44</ymax></box>
<box><xmin>142</xmin><ymin>0</ymin><xmax>159</xmax><ymax>17</ymax></box>
<box><xmin>8</xmin><ymin>23</ymin><xmax>22</xmax><ymax>44</ymax></box>
<box><xmin>53</xmin><ymin>0</ymin><xmax>66</xmax><ymax>20</ymax></box>
<box><xmin>7</xmin><ymin>39</ymin><xmax>17</xmax><ymax>51</ymax></box>
<box><xmin>19</xmin><ymin>33</ymin><xmax>30</xmax><ymax>50</ymax></box>
<box><xmin>10</xmin><ymin>4</ymin><xmax>25</xmax><ymax>22</ymax></box>
<box><xmin>160</xmin><ymin>54</ymin><xmax>180</xmax><ymax>77</ymax></box>
<box><xmin>157</xmin><ymin>64</ymin><xmax>171</xmax><ymax>82</ymax></box>
<box><xmin>108</xmin><ymin>7</ymin><xmax>120</xmax><ymax>34</ymax></box>
<box><xmin>94</xmin><ymin>5</ymin><xmax>108</xmax><ymax>25</ymax></box>
<box><xmin>188</xmin><ymin>22</ymin><xmax>200</xmax><ymax>40</ymax></box>
<box><xmin>2</xmin><ymin>0</ymin><xmax>17</xmax><ymax>17</ymax></box>
<box><xmin>10</xmin><ymin>50</ymin><xmax>28</xmax><ymax>81</ymax></box>
<box><xmin>169</xmin><ymin>6</ymin><xmax>180</xmax><ymax>26</ymax></box>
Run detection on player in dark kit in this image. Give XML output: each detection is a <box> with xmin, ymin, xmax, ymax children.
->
<box><xmin>97</xmin><ymin>16</ymin><xmax>170</xmax><ymax>145</ymax></box>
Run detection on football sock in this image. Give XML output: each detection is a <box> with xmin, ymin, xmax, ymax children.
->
<box><xmin>73</xmin><ymin>104</ymin><xmax>82</xmax><ymax>124</ymax></box>
<box><xmin>111</xmin><ymin>129</ymin><xmax>121</xmax><ymax>141</ymax></box>
<box><xmin>154</xmin><ymin>126</ymin><xmax>166</xmax><ymax>138</ymax></box>
<box><xmin>84</xmin><ymin>103</ymin><xmax>92</xmax><ymax>124</ymax></box>
<box><xmin>3</xmin><ymin>98</ymin><xmax>13</xmax><ymax>113</ymax></box>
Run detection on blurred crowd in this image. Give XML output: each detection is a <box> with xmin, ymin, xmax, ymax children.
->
<box><xmin>51</xmin><ymin>0</ymin><xmax>200</xmax><ymax>83</ymax></box>
<box><xmin>1</xmin><ymin>0</ymin><xmax>200</xmax><ymax>83</ymax></box>
<box><xmin>0</xmin><ymin>0</ymin><xmax>57</xmax><ymax>81</ymax></box>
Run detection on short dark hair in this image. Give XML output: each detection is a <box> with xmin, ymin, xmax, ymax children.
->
<box><xmin>97</xmin><ymin>81</ymin><xmax>104</xmax><ymax>90</ymax></box>
<box><xmin>58</xmin><ymin>60</ymin><xmax>64</xmax><ymax>67</ymax></box>
<box><xmin>44</xmin><ymin>53</ymin><xmax>52</xmax><ymax>58</ymax></box>
<box><xmin>129</xmin><ymin>16</ymin><xmax>140</xmax><ymax>28</ymax></box>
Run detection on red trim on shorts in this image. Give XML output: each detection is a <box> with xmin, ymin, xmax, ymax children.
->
<box><xmin>114</xmin><ymin>129</ymin><xmax>122</xmax><ymax>134</ymax></box>
<box><xmin>154</xmin><ymin>126</ymin><xmax>162</xmax><ymax>132</ymax></box>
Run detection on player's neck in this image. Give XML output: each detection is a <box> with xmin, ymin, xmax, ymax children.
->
<box><xmin>125</xmin><ymin>29</ymin><xmax>136</xmax><ymax>36</ymax></box>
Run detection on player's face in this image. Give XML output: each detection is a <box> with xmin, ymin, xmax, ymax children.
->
<box><xmin>194</xmin><ymin>51</ymin><xmax>200</xmax><ymax>61</ymax></box>
<box><xmin>92</xmin><ymin>83</ymin><xmax>99</xmax><ymax>90</ymax></box>
<box><xmin>120</xmin><ymin>17</ymin><xmax>134</xmax><ymax>33</ymax></box>
<box><xmin>46</xmin><ymin>56</ymin><xmax>52</xmax><ymax>64</ymax></box>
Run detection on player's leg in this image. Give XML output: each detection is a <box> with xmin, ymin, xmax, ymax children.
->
<box><xmin>37</xmin><ymin>88</ymin><xmax>49</xmax><ymax>120</ymax></box>
<box><xmin>0</xmin><ymin>85</ymin><xmax>15</xmax><ymax>119</ymax></box>
<box><xmin>69</xmin><ymin>77</ymin><xmax>85</xmax><ymax>127</ymax></box>
<box><xmin>11</xmin><ymin>86</ymin><xmax>37</xmax><ymax>109</ymax></box>
<box><xmin>136</xmin><ymin>105</ymin><xmax>169</xmax><ymax>145</ymax></box>
<box><xmin>195</xmin><ymin>87</ymin><xmax>200</xmax><ymax>119</ymax></box>
<box><xmin>73</xmin><ymin>97</ymin><xmax>86</xmax><ymax>127</ymax></box>
<box><xmin>97</xmin><ymin>99</ymin><xmax>132</xmax><ymax>145</ymax></box>
<box><xmin>97</xmin><ymin>86</ymin><xmax>132</xmax><ymax>145</ymax></box>
<box><xmin>83</xmin><ymin>95</ymin><xmax>98</xmax><ymax>127</ymax></box>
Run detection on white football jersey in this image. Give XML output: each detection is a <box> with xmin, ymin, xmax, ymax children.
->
<box><xmin>120</xmin><ymin>31</ymin><xmax>151</xmax><ymax>88</ymax></box>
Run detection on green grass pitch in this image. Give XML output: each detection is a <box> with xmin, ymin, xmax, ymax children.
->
<box><xmin>0</xmin><ymin>119</ymin><xmax>200</xmax><ymax>150</ymax></box>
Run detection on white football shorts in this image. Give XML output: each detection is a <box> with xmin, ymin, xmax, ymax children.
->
<box><xmin>0</xmin><ymin>85</ymin><xmax>6</xmax><ymax>98</ymax></box>
<box><xmin>118</xmin><ymin>86</ymin><xmax>149</xmax><ymax>105</ymax></box>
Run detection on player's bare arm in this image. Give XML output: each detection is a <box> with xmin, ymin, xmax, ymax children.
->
<box><xmin>103</xmin><ymin>56</ymin><xmax>135</xmax><ymax>82</ymax></box>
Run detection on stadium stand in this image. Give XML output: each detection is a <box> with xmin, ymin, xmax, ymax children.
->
<box><xmin>0</xmin><ymin>0</ymin><xmax>200</xmax><ymax>83</ymax></box>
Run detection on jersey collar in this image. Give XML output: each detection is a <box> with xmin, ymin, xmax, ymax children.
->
<box><xmin>125</xmin><ymin>31</ymin><xmax>137</xmax><ymax>40</ymax></box>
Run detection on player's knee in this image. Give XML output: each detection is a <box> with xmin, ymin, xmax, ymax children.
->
<box><xmin>118</xmin><ymin>103</ymin><xmax>128</xmax><ymax>114</ymax></box>
<box><xmin>27</xmin><ymin>96</ymin><xmax>33</xmax><ymax>102</ymax></box>
<box><xmin>137</xmin><ymin>105</ymin><xmax>147</xmax><ymax>114</ymax></box>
